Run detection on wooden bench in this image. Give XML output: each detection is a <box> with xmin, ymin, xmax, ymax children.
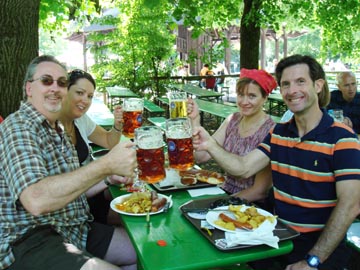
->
<box><xmin>143</xmin><ymin>99</ymin><xmax>165</xmax><ymax>118</ymax></box>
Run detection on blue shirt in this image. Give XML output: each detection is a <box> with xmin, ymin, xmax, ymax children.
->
<box><xmin>327</xmin><ymin>90</ymin><xmax>360</xmax><ymax>133</ymax></box>
<box><xmin>258</xmin><ymin>110</ymin><xmax>360</xmax><ymax>233</ymax></box>
<box><xmin>0</xmin><ymin>102</ymin><xmax>92</xmax><ymax>269</ymax></box>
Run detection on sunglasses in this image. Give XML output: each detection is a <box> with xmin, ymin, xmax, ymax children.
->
<box><xmin>68</xmin><ymin>69</ymin><xmax>96</xmax><ymax>89</ymax></box>
<box><xmin>29</xmin><ymin>75</ymin><xmax>69</xmax><ymax>88</ymax></box>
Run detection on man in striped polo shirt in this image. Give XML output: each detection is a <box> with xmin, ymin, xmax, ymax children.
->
<box><xmin>193</xmin><ymin>55</ymin><xmax>360</xmax><ymax>269</ymax></box>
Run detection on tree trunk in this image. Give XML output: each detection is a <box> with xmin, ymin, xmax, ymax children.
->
<box><xmin>224</xmin><ymin>27</ymin><xmax>232</xmax><ymax>74</ymax></box>
<box><xmin>240</xmin><ymin>0</ymin><xmax>261</xmax><ymax>69</ymax></box>
<box><xmin>0</xmin><ymin>0</ymin><xmax>39</xmax><ymax>118</ymax></box>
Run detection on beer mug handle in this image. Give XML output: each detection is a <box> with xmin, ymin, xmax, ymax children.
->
<box><xmin>129</xmin><ymin>168</ymin><xmax>146</xmax><ymax>192</ymax></box>
<box><xmin>128</xmin><ymin>144</ymin><xmax>146</xmax><ymax>192</ymax></box>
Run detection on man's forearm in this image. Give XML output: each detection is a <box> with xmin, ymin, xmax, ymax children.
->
<box><xmin>308</xmin><ymin>198</ymin><xmax>359</xmax><ymax>263</ymax></box>
<box><xmin>205</xmin><ymin>137</ymin><xmax>251</xmax><ymax>177</ymax></box>
<box><xmin>20</xmin><ymin>157</ymin><xmax>110</xmax><ymax>215</ymax></box>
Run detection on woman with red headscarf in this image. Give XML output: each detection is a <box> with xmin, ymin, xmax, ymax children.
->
<box><xmin>188</xmin><ymin>68</ymin><xmax>277</xmax><ymax>206</ymax></box>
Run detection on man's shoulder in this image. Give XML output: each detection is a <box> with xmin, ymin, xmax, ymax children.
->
<box><xmin>330</xmin><ymin>90</ymin><xmax>342</xmax><ymax>98</ymax></box>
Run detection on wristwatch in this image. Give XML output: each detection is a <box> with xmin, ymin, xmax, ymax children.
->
<box><xmin>305</xmin><ymin>254</ymin><xmax>321</xmax><ymax>268</ymax></box>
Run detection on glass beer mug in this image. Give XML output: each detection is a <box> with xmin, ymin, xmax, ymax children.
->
<box><xmin>135</xmin><ymin>126</ymin><xmax>166</xmax><ymax>184</ymax></box>
<box><xmin>168</xmin><ymin>91</ymin><xmax>188</xmax><ymax>118</ymax></box>
<box><xmin>165</xmin><ymin>118</ymin><xmax>194</xmax><ymax>170</ymax></box>
<box><xmin>123</xmin><ymin>98</ymin><xmax>144</xmax><ymax>138</ymax></box>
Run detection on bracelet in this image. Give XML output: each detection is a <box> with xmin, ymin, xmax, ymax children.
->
<box><xmin>113</xmin><ymin>125</ymin><xmax>122</xmax><ymax>132</ymax></box>
<box><xmin>104</xmin><ymin>178</ymin><xmax>111</xmax><ymax>186</ymax></box>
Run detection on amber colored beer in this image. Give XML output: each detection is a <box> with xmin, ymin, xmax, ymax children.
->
<box><xmin>137</xmin><ymin>146</ymin><xmax>165</xmax><ymax>183</ymax></box>
<box><xmin>167</xmin><ymin>137</ymin><xmax>194</xmax><ymax>170</ymax></box>
<box><xmin>170</xmin><ymin>100</ymin><xmax>187</xmax><ymax>118</ymax></box>
<box><xmin>123</xmin><ymin>111</ymin><xmax>142</xmax><ymax>138</ymax></box>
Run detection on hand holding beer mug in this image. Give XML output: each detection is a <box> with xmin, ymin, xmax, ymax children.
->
<box><xmin>135</xmin><ymin>126</ymin><xmax>166</xmax><ymax>185</ymax></box>
<box><xmin>123</xmin><ymin>98</ymin><xmax>144</xmax><ymax>138</ymax></box>
<box><xmin>168</xmin><ymin>91</ymin><xmax>188</xmax><ymax>118</ymax></box>
<box><xmin>166</xmin><ymin>118</ymin><xmax>194</xmax><ymax>170</ymax></box>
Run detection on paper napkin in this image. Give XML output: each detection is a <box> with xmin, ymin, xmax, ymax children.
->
<box><xmin>187</xmin><ymin>186</ymin><xmax>226</xmax><ymax>197</ymax></box>
<box><xmin>224</xmin><ymin>219</ymin><xmax>279</xmax><ymax>248</ymax></box>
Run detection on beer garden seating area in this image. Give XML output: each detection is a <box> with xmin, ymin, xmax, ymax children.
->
<box><xmin>88</xmin><ymin>71</ymin><xmax>360</xmax><ymax>133</ymax></box>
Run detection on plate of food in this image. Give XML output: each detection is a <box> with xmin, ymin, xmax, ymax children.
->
<box><xmin>110</xmin><ymin>191</ymin><xmax>172</xmax><ymax>216</ymax></box>
<box><xmin>179</xmin><ymin>169</ymin><xmax>225</xmax><ymax>185</ymax></box>
<box><xmin>206</xmin><ymin>205</ymin><xmax>277</xmax><ymax>233</ymax></box>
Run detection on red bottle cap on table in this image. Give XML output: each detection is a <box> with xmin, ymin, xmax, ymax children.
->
<box><xmin>157</xmin><ymin>240</ymin><xmax>167</xmax><ymax>246</ymax></box>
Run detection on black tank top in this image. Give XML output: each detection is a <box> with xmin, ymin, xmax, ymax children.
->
<box><xmin>74</xmin><ymin>125</ymin><xmax>89</xmax><ymax>165</ymax></box>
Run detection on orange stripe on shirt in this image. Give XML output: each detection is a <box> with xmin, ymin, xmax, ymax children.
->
<box><xmin>335</xmin><ymin>141</ymin><xmax>360</xmax><ymax>151</ymax></box>
<box><xmin>271</xmin><ymin>136</ymin><xmax>334</xmax><ymax>154</ymax></box>
<box><xmin>274</xmin><ymin>191</ymin><xmax>337</xmax><ymax>208</ymax></box>
<box><xmin>272</xmin><ymin>163</ymin><xmax>334</xmax><ymax>182</ymax></box>
<box><xmin>289</xmin><ymin>224</ymin><xmax>323</xmax><ymax>233</ymax></box>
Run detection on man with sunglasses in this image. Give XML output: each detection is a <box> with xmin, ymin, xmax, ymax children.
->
<box><xmin>0</xmin><ymin>55</ymin><xmax>137</xmax><ymax>270</ymax></box>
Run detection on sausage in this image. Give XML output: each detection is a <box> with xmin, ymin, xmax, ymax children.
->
<box><xmin>219</xmin><ymin>213</ymin><xmax>253</xmax><ymax>230</ymax></box>
<box><xmin>151</xmin><ymin>197</ymin><xmax>167</xmax><ymax>212</ymax></box>
<box><xmin>150</xmin><ymin>190</ymin><xmax>158</xmax><ymax>201</ymax></box>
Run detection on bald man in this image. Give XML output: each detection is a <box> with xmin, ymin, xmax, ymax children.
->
<box><xmin>327</xmin><ymin>71</ymin><xmax>360</xmax><ymax>133</ymax></box>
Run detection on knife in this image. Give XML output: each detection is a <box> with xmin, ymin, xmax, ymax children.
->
<box><xmin>181</xmin><ymin>207</ymin><xmax>226</xmax><ymax>213</ymax></box>
<box><xmin>162</xmin><ymin>195</ymin><xmax>172</xmax><ymax>213</ymax></box>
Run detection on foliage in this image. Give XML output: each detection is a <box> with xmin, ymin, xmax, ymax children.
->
<box><xmin>89</xmin><ymin>0</ymin><xmax>176</xmax><ymax>98</ymax></box>
<box><xmin>171</xmin><ymin>0</ymin><xmax>360</xmax><ymax>67</ymax></box>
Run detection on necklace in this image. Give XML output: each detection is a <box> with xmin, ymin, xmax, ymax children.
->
<box><xmin>65</xmin><ymin>122</ymin><xmax>76</xmax><ymax>142</ymax></box>
<box><xmin>239</xmin><ymin>114</ymin><xmax>267</xmax><ymax>136</ymax></box>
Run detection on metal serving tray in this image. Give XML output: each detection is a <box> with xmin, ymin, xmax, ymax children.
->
<box><xmin>179</xmin><ymin>195</ymin><xmax>300</xmax><ymax>251</ymax></box>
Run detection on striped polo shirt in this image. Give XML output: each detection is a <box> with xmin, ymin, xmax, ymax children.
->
<box><xmin>258</xmin><ymin>109</ymin><xmax>360</xmax><ymax>233</ymax></box>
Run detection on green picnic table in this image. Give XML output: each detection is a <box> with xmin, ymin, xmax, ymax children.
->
<box><xmin>86</xmin><ymin>97</ymin><xmax>114</xmax><ymax>129</ymax></box>
<box><xmin>108</xmin><ymin>186</ymin><xmax>293</xmax><ymax>270</ymax></box>
<box><xmin>267</xmin><ymin>93</ymin><xmax>287</xmax><ymax>116</ymax></box>
<box><xmin>106</xmin><ymin>86</ymin><xmax>138</xmax><ymax>110</ymax></box>
<box><xmin>143</xmin><ymin>99</ymin><xmax>165</xmax><ymax>117</ymax></box>
<box><xmin>195</xmin><ymin>99</ymin><xmax>238</xmax><ymax>120</ymax></box>
<box><xmin>171</xmin><ymin>83</ymin><xmax>223</xmax><ymax>102</ymax></box>
<box><xmin>154</xmin><ymin>97</ymin><xmax>238</xmax><ymax>126</ymax></box>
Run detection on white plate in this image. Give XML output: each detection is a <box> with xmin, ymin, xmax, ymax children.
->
<box><xmin>110</xmin><ymin>193</ymin><xmax>172</xmax><ymax>216</ymax></box>
<box><xmin>206</xmin><ymin>205</ymin><xmax>277</xmax><ymax>233</ymax></box>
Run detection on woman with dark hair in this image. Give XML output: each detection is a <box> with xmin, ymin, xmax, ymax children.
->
<box><xmin>59</xmin><ymin>69</ymin><xmax>131</xmax><ymax>225</ymax></box>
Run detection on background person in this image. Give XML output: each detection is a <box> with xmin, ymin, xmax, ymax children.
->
<box><xmin>327</xmin><ymin>71</ymin><xmax>360</xmax><ymax>133</ymax></box>
<box><xmin>0</xmin><ymin>55</ymin><xmax>137</xmax><ymax>270</ymax></box>
<box><xmin>188</xmin><ymin>68</ymin><xmax>277</xmax><ymax>206</ymax></box>
<box><xmin>199</xmin><ymin>63</ymin><xmax>209</xmax><ymax>88</ymax></box>
<box><xmin>205</xmin><ymin>70</ymin><xmax>217</xmax><ymax>91</ymax></box>
<box><xmin>192</xmin><ymin>55</ymin><xmax>360</xmax><ymax>270</ymax></box>
<box><xmin>59</xmin><ymin>69</ymin><xmax>130</xmax><ymax>225</ymax></box>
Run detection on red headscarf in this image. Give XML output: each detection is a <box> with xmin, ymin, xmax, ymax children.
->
<box><xmin>240</xmin><ymin>68</ymin><xmax>277</xmax><ymax>95</ymax></box>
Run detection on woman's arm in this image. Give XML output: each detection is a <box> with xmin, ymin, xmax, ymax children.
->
<box><xmin>232</xmin><ymin>164</ymin><xmax>272</xmax><ymax>202</ymax></box>
<box><xmin>187</xmin><ymin>98</ymin><xmax>232</xmax><ymax>163</ymax></box>
<box><xmin>88</xmin><ymin>105</ymin><xmax>123</xmax><ymax>149</ymax></box>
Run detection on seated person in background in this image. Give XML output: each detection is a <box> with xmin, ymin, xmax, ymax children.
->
<box><xmin>205</xmin><ymin>70</ymin><xmax>217</xmax><ymax>91</ymax></box>
<box><xmin>0</xmin><ymin>55</ymin><xmax>137</xmax><ymax>270</ymax></box>
<box><xmin>59</xmin><ymin>69</ymin><xmax>131</xmax><ymax>225</ymax></box>
<box><xmin>192</xmin><ymin>54</ymin><xmax>360</xmax><ymax>269</ymax></box>
<box><xmin>199</xmin><ymin>63</ymin><xmax>209</xmax><ymax>88</ymax></box>
<box><xmin>327</xmin><ymin>71</ymin><xmax>360</xmax><ymax>132</ymax></box>
<box><xmin>188</xmin><ymin>68</ymin><xmax>277</xmax><ymax>207</ymax></box>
